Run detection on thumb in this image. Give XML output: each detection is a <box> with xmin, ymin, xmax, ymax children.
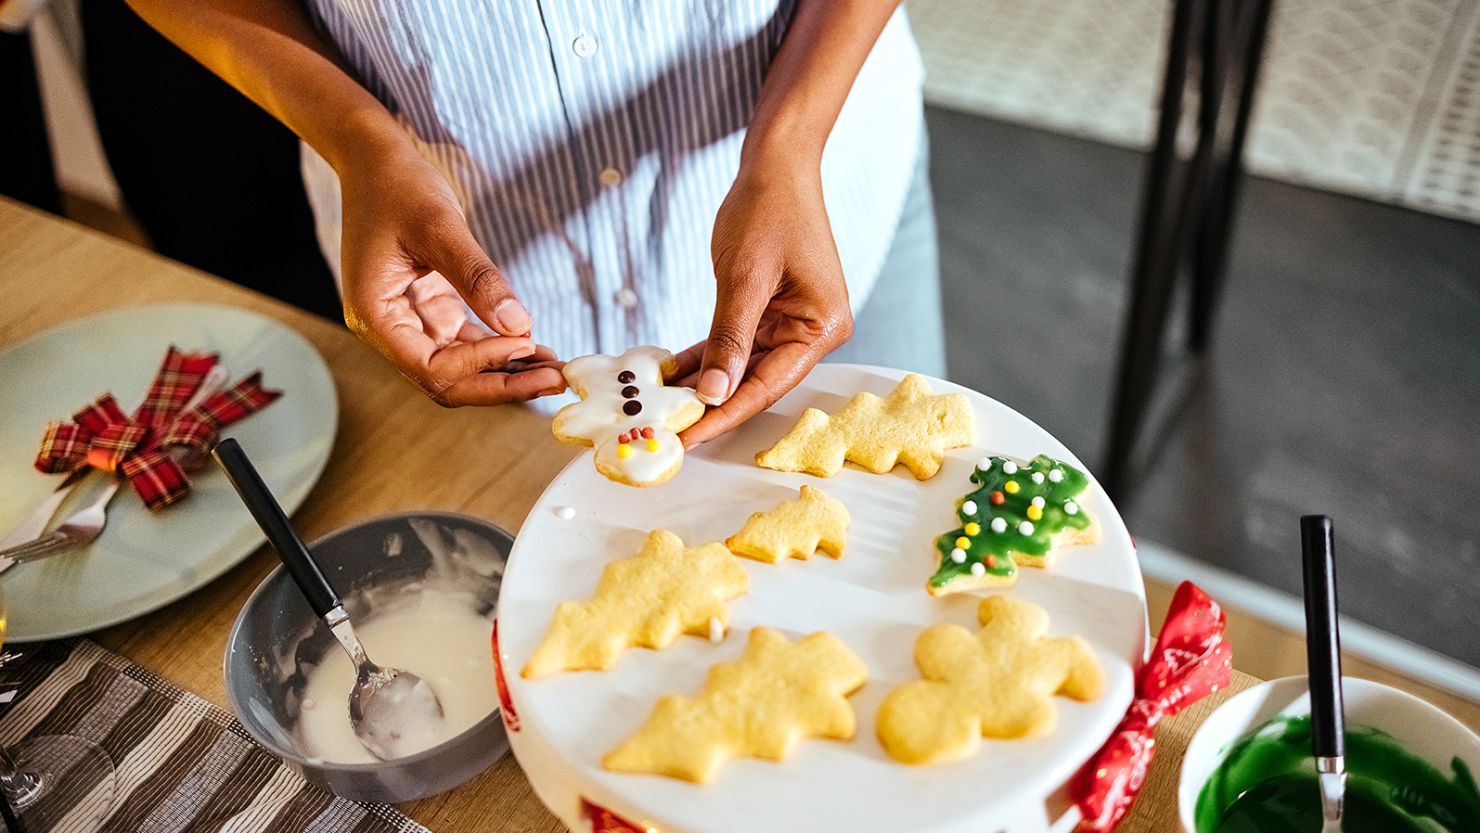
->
<box><xmin>698</xmin><ymin>266</ymin><xmax>771</xmax><ymax>406</ymax></box>
<box><xmin>421</xmin><ymin>217</ymin><xmax>532</xmax><ymax>336</ymax></box>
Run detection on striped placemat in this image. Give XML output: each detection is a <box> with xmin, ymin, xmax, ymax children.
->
<box><xmin>0</xmin><ymin>639</ymin><xmax>431</xmax><ymax>833</ymax></box>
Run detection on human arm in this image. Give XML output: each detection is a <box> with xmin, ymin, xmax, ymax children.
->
<box><xmin>125</xmin><ymin>0</ymin><xmax>564</xmax><ymax>405</ymax></box>
<box><xmin>676</xmin><ymin>0</ymin><xmax>902</xmax><ymax>444</ymax></box>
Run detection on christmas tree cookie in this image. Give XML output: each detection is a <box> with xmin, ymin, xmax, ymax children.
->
<box><xmin>725</xmin><ymin>485</ymin><xmax>849</xmax><ymax>564</ymax></box>
<box><xmin>876</xmin><ymin>595</ymin><xmax>1103</xmax><ymax>764</ymax></box>
<box><xmin>604</xmin><ymin>628</ymin><xmax>868</xmax><ymax>782</ymax></box>
<box><xmin>522</xmin><ymin>530</ymin><xmax>749</xmax><ymax>678</ymax></box>
<box><xmin>928</xmin><ymin>454</ymin><xmax>1095</xmax><ymax>596</ymax></box>
<box><xmin>756</xmin><ymin>374</ymin><xmax>974</xmax><ymax>480</ymax></box>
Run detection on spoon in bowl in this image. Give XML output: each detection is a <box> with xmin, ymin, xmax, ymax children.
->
<box><xmin>213</xmin><ymin>438</ymin><xmax>446</xmax><ymax>760</ymax></box>
<box><xmin>1301</xmin><ymin>514</ymin><xmax>1345</xmax><ymax>833</ymax></box>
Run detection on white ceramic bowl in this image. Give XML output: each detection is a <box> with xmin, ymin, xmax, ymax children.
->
<box><xmin>1178</xmin><ymin>675</ymin><xmax>1480</xmax><ymax>832</ymax></box>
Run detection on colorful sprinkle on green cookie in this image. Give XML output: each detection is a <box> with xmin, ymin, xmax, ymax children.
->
<box><xmin>927</xmin><ymin>454</ymin><xmax>1094</xmax><ymax>595</ymax></box>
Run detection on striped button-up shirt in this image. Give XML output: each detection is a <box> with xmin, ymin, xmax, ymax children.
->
<box><xmin>301</xmin><ymin>0</ymin><xmax>925</xmax><ymax>359</ymax></box>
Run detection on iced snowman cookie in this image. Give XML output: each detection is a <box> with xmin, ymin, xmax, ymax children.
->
<box><xmin>553</xmin><ymin>346</ymin><xmax>706</xmax><ymax>487</ymax></box>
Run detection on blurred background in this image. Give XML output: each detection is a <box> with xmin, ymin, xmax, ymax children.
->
<box><xmin>4</xmin><ymin>0</ymin><xmax>1477</xmax><ymax>712</ymax></box>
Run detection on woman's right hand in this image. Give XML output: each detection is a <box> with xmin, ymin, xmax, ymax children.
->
<box><xmin>336</xmin><ymin>140</ymin><xmax>566</xmax><ymax>406</ymax></box>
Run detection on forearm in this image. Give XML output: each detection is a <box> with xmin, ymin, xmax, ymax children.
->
<box><xmin>125</xmin><ymin>0</ymin><xmax>410</xmax><ymax>173</ymax></box>
<box><xmin>741</xmin><ymin>0</ymin><xmax>901</xmax><ymax>168</ymax></box>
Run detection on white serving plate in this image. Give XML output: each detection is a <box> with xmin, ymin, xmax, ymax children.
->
<box><xmin>497</xmin><ymin>364</ymin><xmax>1147</xmax><ymax>833</ymax></box>
<box><xmin>0</xmin><ymin>303</ymin><xmax>337</xmax><ymax>640</ymax></box>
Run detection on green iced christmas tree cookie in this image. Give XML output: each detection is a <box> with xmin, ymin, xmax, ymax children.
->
<box><xmin>928</xmin><ymin>454</ymin><xmax>1095</xmax><ymax>596</ymax></box>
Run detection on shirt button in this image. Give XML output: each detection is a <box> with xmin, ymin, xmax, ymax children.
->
<box><xmin>572</xmin><ymin>33</ymin><xmax>598</xmax><ymax>58</ymax></box>
<box><xmin>614</xmin><ymin>287</ymin><xmax>639</xmax><ymax>309</ymax></box>
<box><xmin>599</xmin><ymin>167</ymin><xmax>622</xmax><ymax>187</ymax></box>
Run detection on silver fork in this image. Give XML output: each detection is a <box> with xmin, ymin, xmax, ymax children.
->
<box><xmin>0</xmin><ymin>479</ymin><xmax>122</xmax><ymax>569</ymax></box>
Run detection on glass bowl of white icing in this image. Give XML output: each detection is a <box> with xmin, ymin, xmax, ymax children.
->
<box><xmin>224</xmin><ymin>512</ymin><xmax>511</xmax><ymax>803</ymax></box>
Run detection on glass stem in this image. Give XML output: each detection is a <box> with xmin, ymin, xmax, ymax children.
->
<box><xmin>0</xmin><ymin>743</ymin><xmax>41</xmax><ymax>805</ymax></box>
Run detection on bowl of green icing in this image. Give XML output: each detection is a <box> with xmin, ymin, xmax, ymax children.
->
<box><xmin>1179</xmin><ymin>676</ymin><xmax>1480</xmax><ymax>833</ymax></box>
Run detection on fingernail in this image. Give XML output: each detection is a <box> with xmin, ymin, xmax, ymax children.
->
<box><xmin>539</xmin><ymin>384</ymin><xmax>567</xmax><ymax>397</ymax></box>
<box><xmin>510</xmin><ymin>344</ymin><xmax>536</xmax><ymax>361</ymax></box>
<box><xmin>697</xmin><ymin>368</ymin><xmax>730</xmax><ymax>406</ymax></box>
<box><xmin>494</xmin><ymin>299</ymin><xmax>532</xmax><ymax>335</ymax></box>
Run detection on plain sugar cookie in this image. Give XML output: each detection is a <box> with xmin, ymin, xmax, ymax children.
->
<box><xmin>603</xmin><ymin>628</ymin><xmax>868</xmax><ymax>783</ymax></box>
<box><xmin>725</xmin><ymin>485</ymin><xmax>849</xmax><ymax>564</ymax></box>
<box><xmin>876</xmin><ymin>595</ymin><xmax>1103</xmax><ymax>764</ymax></box>
<box><xmin>522</xmin><ymin>530</ymin><xmax>748</xmax><ymax>678</ymax></box>
<box><xmin>755</xmin><ymin>374</ymin><xmax>974</xmax><ymax>480</ymax></box>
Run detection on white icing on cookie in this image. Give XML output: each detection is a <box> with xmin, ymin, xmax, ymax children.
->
<box><xmin>708</xmin><ymin>616</ymin><xmax>725</xmax><ymax>643</ymax></box>
<box><xmin>594</xmin><ymin>428</ymin><xmax>686</xmax><ymax>485</ymax></box>
<box><xmin>552</xmin><ymin>346</ymin><xmax>705</xmax><ymax>486</ymax></box>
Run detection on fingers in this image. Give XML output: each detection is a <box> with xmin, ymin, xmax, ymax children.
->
<box><xmin>671</xmin><ymin>341</ymin><xmax>705</xmax><ymax>382</ymax></box>
<box><xmin>697</xmin><ymin>265</ymin><xmax>774</xmax><ymax>406</ymax></box>
<box><xmin>680</xmin><ymin>340</ymin><xmax>820</xmax><ymax>447</ymax></box>
<box><xmin>416</xmin><ymin>214</ymin><xmax>532</xmax><ymax>337</ymax></box>
<box><xmin>425</xmin><ymin>335</ymin><xmax>539</xmax><ymax>383</ymax></box>
<box><xmin>377</xmin><ymin>316</ymin><xmax>563</xmax><ymax>405</ymax></box>
<box><xmin>436</xmin><ymin>365</ymin><xmax>567</xmax><ymax>407</ymax></box>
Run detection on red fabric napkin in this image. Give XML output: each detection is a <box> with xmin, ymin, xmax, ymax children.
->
<box><xmin>1073</xmin><ymin>580</ymin><xmax>1234</xmax><ymax>831</ymax></box>
<box><xmin>35</xmin><ymin>346</ymin><xmax>280</xmax><ymax>510</ymax></box>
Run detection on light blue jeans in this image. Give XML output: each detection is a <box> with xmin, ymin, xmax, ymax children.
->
<box><xmin>825</xmin><ymin>131</ymin><xmax>946</xmax><ymax>378</ymax></box>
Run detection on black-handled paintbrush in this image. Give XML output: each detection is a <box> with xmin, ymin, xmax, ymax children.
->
<box><xmin>1301</xmin><ymin>514</ymin><xmax>1345</xmax><ymax>832</ymax></box>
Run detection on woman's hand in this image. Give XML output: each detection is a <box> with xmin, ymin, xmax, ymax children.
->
<box><xmin>675</xmin><ymin>150</ymin><xmax>852</xmax><ymax>445</ymax></box>
<box><xmin>337</xmin><ymin>141</ymin><xmax>565</xmax><ymax>406</ymax></box>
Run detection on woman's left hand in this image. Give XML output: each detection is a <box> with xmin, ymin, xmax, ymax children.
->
<box><xmin>674</xmin><ymin>150</ymin><xmax>853</xmax><ymax>446</ymax></box>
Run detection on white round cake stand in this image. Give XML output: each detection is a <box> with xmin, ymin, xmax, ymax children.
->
<box><xmin>497</xmin><ymin>364</ymin><xmax>1148</xmax><ymax>833</ymax></box>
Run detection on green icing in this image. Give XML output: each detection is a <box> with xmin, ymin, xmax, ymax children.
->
<box><xmin>1195</xmin><ymin>714</ymin><xmax>1480</xmax><ymax>833</ymax></box>
<box><xmin>929</xmin><ymin>454</ymin><xmax>1091</xmax><ymax>590</ymax></box>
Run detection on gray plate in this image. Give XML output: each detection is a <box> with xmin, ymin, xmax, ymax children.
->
<box><xmin>0</xmin><ymin>303</ymin><xmax>337</xmax><ymax>641</ymax></box>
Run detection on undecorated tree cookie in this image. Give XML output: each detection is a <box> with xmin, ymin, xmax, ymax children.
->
<box><xmin>725</xmin><ymin>485</ymin><xmax>849</xmax><ymax>564</ymax></box>
<box><xmin>876</xmin><ymin>595</ymin><xmax>1103</xmax><ymax>765</ymax></box>
<box><xmin>604</xmin><ymin>628</ymin><xmax>868</xmax><ymax>783</ymax></box>
<box><xmin>522</xmin><ymin>530</ymin><xmax>748</xmax><ymax>678</ymax></box>
<box><xmin>755</xmin><ymin>374</ymin><xmax>974</xmax><ymax>480</ymax></box>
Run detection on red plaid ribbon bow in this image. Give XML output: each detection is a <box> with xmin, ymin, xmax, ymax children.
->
<box><xmin>34</xmin><ymin>346</ymin><xmax>281</xmax><ymax>510</ymax></box>
<box><xmin>1072</xmin><ymin>581</ymin><xmax>1233</xmax><ymax>831</ymax></box>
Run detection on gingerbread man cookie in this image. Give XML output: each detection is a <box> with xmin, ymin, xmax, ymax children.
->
<box><xmin>725</xmin><ymin>485</ymin><xmax>850</xmax><ymax>564</ymax></box>
<box><xmin>603</xmin><ymin>628</ymin><xmax>868</xmax><ymax>783</ymax></box>
<box><xmin>553</xmin><ymin>346</ymin><xmax>706</xmax><ymax>487</ymax></box>
<box><xmin>876</xmin><ymin>595</ymin><xmax>1103</xmax><ymax>764</ymax></box>
<box><xmin>521</xmin><ymin>530</ymin><xmax>749</xmax><ymax>678</ymax></box>
<box><xmin>755</xmin><ymin>374</ymin><xmax>974</xmax><ymax>480</ymax></box>
<box><xmin>929</xmin><ymin>454</ymin><xmax>1097</xmax><ymax>595</ymax></box>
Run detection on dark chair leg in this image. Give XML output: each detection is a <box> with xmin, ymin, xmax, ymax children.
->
<box><xmin>1189</xmin><ymin>0</ymin><xmax>1276</xmax><ymax>352</ymax></box>
<box><xmin>1103</xmin><ymin>0</ymin><xmax>1202</xmax><ymax>500</ymax></box>
<box><xmin>0</xmin><ymin>29</ymin><xmax>62</xmax><ymax>215</ymax></box>
<box><xmin>1105</xmin><ymin>0</ymin><xmax>1275</xmax><ymax>500</ymax></box>
<box><xmin>1187</xmin><ymin>0</ymin><xmax>1233</xmax><ymax>354</ymax></box>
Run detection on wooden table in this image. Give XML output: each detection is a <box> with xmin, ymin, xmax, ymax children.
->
<box><xmin>0</xmin><ymin>197</ymin><xmax>1256</xmax><ymax>832</ymax></box>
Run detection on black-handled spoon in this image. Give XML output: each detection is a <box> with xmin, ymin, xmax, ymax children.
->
<box><xmin>213</xmin><ymin>438</ymin><xmax>445</xmax><ymax>760</ymax></box>
<box><xmin>1301</xmin><ymin>514</ymin><xmax>1345</xmax><ymax>832</ymax></box>
<box><xmin>213</xmin><ymin>438</ymin><xmax>338</xmax><ymax>616</ymax></box>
